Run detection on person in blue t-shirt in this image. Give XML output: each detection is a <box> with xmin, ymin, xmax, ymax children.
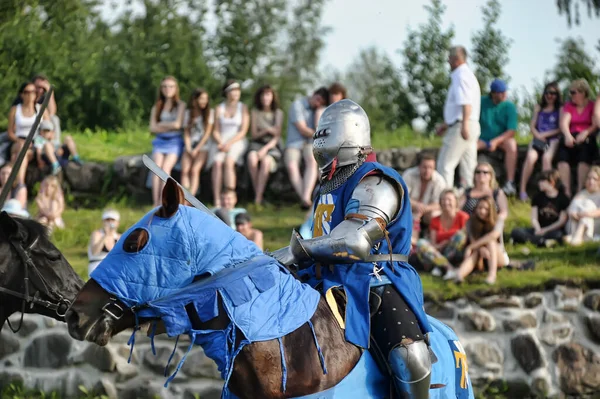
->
<box><xmin>272</xmin><ymin>100</ymin><xmax>433</xmax><ymax>399</ymax></box>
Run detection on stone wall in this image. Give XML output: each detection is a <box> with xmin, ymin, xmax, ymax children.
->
<box><xmin>26</xmin><ymin>146</ymin><xmax>539</xmax><ymax>206</ymax></box>
<box><xmin>2</xmin><ymin>286</ymin><xmax>600</xmax><ymax>398</ymax></box>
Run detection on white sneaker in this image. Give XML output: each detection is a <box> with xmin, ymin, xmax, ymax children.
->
<box><xmin>443</xmin><ymin>269</ymin><xmax>457</xmax><ymax>281</ymax></box>
<box><xmin>431</xmin><ymin>267</ymin><xmax>443</xmax><ymax>277</ymax></box>
<box><xmin>502</xmin><ymin>181</ymin><xmax>516</xmax><ymax>196</ymax></box>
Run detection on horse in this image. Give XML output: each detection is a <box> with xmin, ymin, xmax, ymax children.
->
<box><xmin>0</xmin><ymin>211</ymin><xmax>83</xmax><ymax>333</ymax></box>
<box><xmin>65</xmin><ymin>179</ymin><xmax>474</xmax><ymax>399</ymax></box>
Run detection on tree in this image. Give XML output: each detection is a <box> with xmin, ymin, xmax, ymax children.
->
<box><xmin>550</xmin><ymin>37</ymin><xmax>600</xmax><ymax>95</ymax></box>
<box><xmin>400</xmin><ymin>0</ymin><xmax>454</xmax><ymax>131</ymax></box>
<box><xmin>344</xmin><ymin>47</ymin><xmax>416</xmax><ymax>132</ymax></box>
<box><xmin>470</xmin><ymin>0</ymin><xmax>512</xmax><ymax>91</ymax></box>
<box><xmin>556</xmin><ymin>0</ymin><xmax>600</xmax><ymax>26</ymax></box>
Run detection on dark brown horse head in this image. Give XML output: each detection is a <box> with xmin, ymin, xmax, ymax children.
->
<box><xmin>0</xmin><ymin>211</ymin><xmax>83</xmax><ymax>329</ymax></box>
<box><xmin>66</xmin><ymin>178</ymin><xmax>187</xmax><ymax>345</ymax></box>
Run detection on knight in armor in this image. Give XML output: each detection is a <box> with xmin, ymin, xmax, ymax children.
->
<box><xmin>272</xmin><ymin>99</ymin><xmax>434</xmax><ymax>399</ymax></box>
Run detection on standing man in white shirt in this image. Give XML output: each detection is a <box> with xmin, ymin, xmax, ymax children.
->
<box><xmin>436</xmin><ymin>46</ymin><xmax>481</xmax><ymax>189</ymax></box>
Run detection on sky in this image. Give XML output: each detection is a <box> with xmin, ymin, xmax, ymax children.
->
<box><xmin>100</xmin><ymin>0</ymin><xmax>600</xmax><ymax>95</ymax></box>
<box><xmin>318</xmin><ymin>0</ymin><xmax>599</xmax><ymax>94</ymax></box>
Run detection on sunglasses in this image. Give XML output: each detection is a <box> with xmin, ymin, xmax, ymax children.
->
<box><xmin>475</xmin><ymin>170</ymin><xmax>491</xmax><ymax>175</ymax></box>
<box><xmin>545</xmin><ymin>91</ymin><xmax>558</xmax><ymax>96</ymax></box>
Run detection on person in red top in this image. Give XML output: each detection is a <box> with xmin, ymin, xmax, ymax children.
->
<box><xmin>557</xmin><ymin>79</ymin><xmax>599</xmax><ymax>198</ymax></box>
<box><xmin>415</xmin><ymin>188</ymin><xmax>469</xmax><ymax>277</ymax></box>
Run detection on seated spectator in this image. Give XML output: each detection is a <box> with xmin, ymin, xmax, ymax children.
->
<box><xmin>415</xmin><ymin>188</ymin><xmax>469</xmax><ymax>277</ymax></box>
<box><xmin>447</xmin><ymin>196</ymin><xmax>505</xmax><ymax>284</ymax></box>
<box><xmin>564</xmin><ymin>166</ymin><xmax>600</xmax><ymax>246</ymax></box>
<box><xmin>0</xmin><ymin>163</ymin><xmax>27</xmax><ymax>209</ymax></box>
<box><xmin>247</xmin><ymin>85</ymin><xmax>283</xmax><ymax>205</ymax></box>
<box><xmin>8</xmin><ymin>82</ymin><xmax>51</xmax><ymax>186</ymax></box>
<box><xmin>212</xmin><ymin>188</ymin><xmax>247</xmax><ymax>229</ymax></box>
<box><xmin>511</xmin><ymin>170</ymin><xmax>569</xmax><ymax>247</ymax></box>
<box><xmin>149</xmin><ymin>76</ymin><xmax>186</xmax><ymax>207</ymax></box>
<box><xmin>87</xmin><ymin>209</ymin><xmax>121</xmax><ymax>276</ymax></box>
<box><xmin>284</xmin><ymin>87</ymin><xmax>329</xmax><ymax>209</ymax></box>
<box><xmin>33</xmin><ymin>75</ymin><xmax>59</xmax><ymax>128</ymax></box>
<box><xmin>478</xmin><ymin>79</ymin><xmax>519</xmax><ymax>196</ymax></box>
<box><xmin>403</xmin><ymin>153</ymin><xmax>447</xmax><ymax>243</ymax></box>
<box><xmin>557</xmin><ymin>79</ymin><xmax>598</xmax><ymax>198</ymax></box>
<box><xmin>459</xmin><ymin>161</ymin><xmax>510</xmax><ymax>264</ymax></box>
<box><xmin>235</xmin><ymin>212</ymin><xmax>264</xmax><ymax>250</ymax></box>
<box><xmin>211</xmin><ymin>80</ymin><xmax>250</xmax><ymax>207</ymax></box>
<box><xmin>35</xmin><ymin>175</ymin><xmax>65</xmax><ymax>232</ymax></box>
<box><xmin>34</xmin><ymin>120</ymin><xmax>82</xmax><ymax>175</ymax></box>
<box><xmin>518</xmin><ymin>82</ymin><xmax>562</xmax><ymax>201</ymax></box>
<box><xmin>328</xmin><ymin>82</ymin><xmax>347</xmax><ymax>103</ymax></box>
<box><xmin>181</xmin><ymin>88</ymin><xmax>214</xmax><ymax>197</ymax></box>
<box><xmin>1</xmin><ymin>198</ymin><xmax>30</xmax><ymax>219</ymax></box>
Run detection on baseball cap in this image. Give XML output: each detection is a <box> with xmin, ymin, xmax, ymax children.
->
<box><xmin>490</xmin><ymin>79</ymin><xmax>507</xmax><ymax>93</ymax></box>
<box><xmin>40</xmin><ymin>120</ymin><xmax>54</xmax><ymax>131</ymax></box>
<box><xmin>102</xmin><ymin>209</ymin><xmax>120</xmax><ymax>221</ymax></box>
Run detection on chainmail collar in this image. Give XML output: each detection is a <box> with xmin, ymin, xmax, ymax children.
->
<box><xmin>319</xmin><ymin>155</ymin><xmax>366</xmax><ymax>194</ymax></box>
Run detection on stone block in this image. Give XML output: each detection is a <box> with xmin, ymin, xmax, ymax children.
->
<box><xmin>583</xmin><ymin>290</ymin><xmax>600</xmax><ymax>312</ymax></box>
<box><xmin>0</xmin><ymin>330</ymin><xmax>20</xmax><ymax>359</ymax></box>
<box><xmin>424</xmin><ymin>302</ymin><xmax>456</xmax><ymax>320</ymax></box>
<box><xmin>458</xmin><ymin>309</ymin><xmax>496</xmax><ymax>332</ymax></box>
<box><xmin>543</xmin><ymin>309</ymin><xmax>569</xmax><ymax>324</ymax></box>
<box><xmin>540</xmin><ymin>323</ymin><xmax>574</xmax><ymax>346</ymax></box>
<box><xmin>143</xmin><ymin>345</ymin><xmax>182</xmax><ymax>376</ymax></box>
<box><xmin>585</xmin><ymin>314</ymin><xmax>600</xmax><ymax>343</ymax></box>
<box><xmin>523</xmin><ymin>292</ymin><xmax>544</xmax><ymax>308</ymax></box>
<box><xmin>465</xmin><ymin>340</ymin><xmax>503</xmax><ymax>372</ymax></box>
<box><xmin>23</xmin><ymin>331</ymin><xmax>73</xmax><ymax>368</ymax></box>
<box><xmin>479</xmin><ymin>295</ymin><xmax>522</xmax><ymax>309</ymax></box>
<box><xmin>554</xmin><ymin>285</ymin><xmax>583</xmax><ymax>312</ymax></box>
<box><xmin>501</xmin><ymin>310</ymin><xmax>537</xmax><ymax>332</ymax></box>
<box><xmin>180</xmin><ymin>348</ymin><xmax>220</xmax><ymax>379</ymax></box>
<box><xmin>511</xmin><ymin>332</ymin><xmax>544</xmax><ymax>374</ymax></box>
<box><xmin>553</xmin><ymin>343</ymin><xmax>600</xmax><ymax>396</ymax></box>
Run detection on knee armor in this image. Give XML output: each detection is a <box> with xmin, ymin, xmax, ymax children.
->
<box><xmin>388</xmin><ymin>340</ymin><xmax>432</xmax><ymax>399</ymax></box>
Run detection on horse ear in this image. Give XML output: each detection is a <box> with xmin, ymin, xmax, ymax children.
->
<box><xmin>161</xmin><ymin>178</ymin><xmax>185</xmax><ymax>217</ymax></box>
<box><xmin>0</xmin><ymin>211</ymin><xmax>19</xmax><ymax>237</ymax></box>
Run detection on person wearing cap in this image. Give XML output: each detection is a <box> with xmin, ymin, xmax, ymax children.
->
<box><xmin>1</xmin><ymin>198</ymin><xmax>30</xmax><ymax>219</ymax></box>
<box><xmin>211</xmin><ymin>79</ymin><xmax>250</xmax><ymax>208</ymax></box>
<box><xmin>88</xmin><ymin>208</ymin><xmax>122</xmax><ymax>276</ymax></box>
<box><xmin>234</xmin><ymin>212</ymin><xmax>263</xmax><ymax>250</ymax></box>
<box><xmin>436</xmin><ymin>46</ymin><xmax>481</xmax><ymax>190</ymax></box>
<box><xmin>478</xmin><ymin>78</ymin><xmax>519</xmax><ymax>196</ymax></box>
<box><xmin>34</xmin><ymin>119</ymin><xmax>82</xmax><ymax>175</ymax></box>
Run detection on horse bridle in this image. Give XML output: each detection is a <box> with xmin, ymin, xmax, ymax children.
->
<box><xmin>0</xmin><ymin>235</ymin><xmax>72</xmax><ymax>333</ymax></box>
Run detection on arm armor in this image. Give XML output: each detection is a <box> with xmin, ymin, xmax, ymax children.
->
<box><xmin>274</xmin><ymin>175</ymin><xmax>402</xmax><ymax>265</ymax></box>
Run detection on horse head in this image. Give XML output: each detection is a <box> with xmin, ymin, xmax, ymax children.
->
<box><xmin>0</xmin><ymin>211</ymin><xmax>83</xmax><ymax>330</ymax></box>
<box><xmin>66</xmin><ymin>178</ymin><xmax>262</xmax><ymax>346</ymax></box>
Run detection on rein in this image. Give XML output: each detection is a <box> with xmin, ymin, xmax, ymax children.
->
<box><xmin>0</xmin><ymin>236</ymin><xmax>72</xmax><ymax>333</ymax></box>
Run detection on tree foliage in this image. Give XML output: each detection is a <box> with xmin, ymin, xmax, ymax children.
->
<box><xmin>556</xmin><ymin>0</ymin><xmax>600</xmax><ymax>26</ymax></box>
<box><xmin>400</xmin><ymin>0</ymin><xmax>455</xmax><ymax>131</ymax></box>
<box><xmin>550</xmin><ymin>37</ymin><xmax>600</xmax><ymax>96</ymax></box>
<box><xmin>0</xmin><ymin>0</ymin><xmax>330</xmax><ymax>131</ymax></box>
<box><xmin>471</xmin><ymin>0</ymin><xmax>512</xmax><ymax>91</ymax></box>
<box><xmin>344</xmin><ymin>47</ymin><xmax>416</xmax><ymax>131</ymax></box>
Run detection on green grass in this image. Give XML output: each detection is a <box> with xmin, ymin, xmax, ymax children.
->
<box><xmin>66</xmin><ymin>127</ymin><xmax>535</xmax><ymax>164</ymax></box>
<box><xmin>48</xmin><ymin>198</ymin><xmax>599</xmax><ymax>301</ymax></box>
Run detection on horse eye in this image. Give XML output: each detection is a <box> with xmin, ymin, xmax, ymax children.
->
<box><xmin>123</xmin><ymin>228</ymin><xmax>148</xmax><ymax>253</ymax></box>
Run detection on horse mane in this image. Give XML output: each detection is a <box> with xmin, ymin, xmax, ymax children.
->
<box><xmin>16</xmin><ymin>218</ymin><xmax>49</xmax><ymax>241</ymax></box>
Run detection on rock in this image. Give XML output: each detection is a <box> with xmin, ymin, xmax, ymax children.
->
<box><xmin>94</xmin><ymin>378</ymin><xmax>118</xmax><ymax>399</ymax></box>
<box><xmin>540</xmin><ymin>323</ymin><xmax>574</xmax><ymax>346</ymax></box>
<box><xmin>583</xmin><ymin>290</ymin><xmax>600</xmax><ymax>312</ymax></box>
<box><xmin>143</xmin><ymin>345</ymin><xmax>182</xmax><ymax>375</ymax></box>
<box><xmin>63</xmin><ymin>161</ymin><xmax>109</xmax><ymax>193</ymax></box>
<box><xmin>81</xmin><ymin>344</ymin><xmax>117</xmax><ymax>372</ymax></box>
<box><xmin>530</xmin><ymin>368</ymin><xmax>552</xmax><ymax>397</ymax></box>
<box><xmin>465</xmin><ymin>341</ymin><xmax>503</xmax><ymax>371</ymax></box>
<box><xmin>458</xmin><ymin>309</ymin><xmax>496</xmax><ymax>332</ymax></box>
<box><xmin>524</xmin><ymin>292</ymin><xmax>544</xmax><ymax>308</ymax></box>
<box><xmin>424</xmin><ymin>302</ymin><xmax>456</xmax><ymax>320</ymax></box>
<box><xmin>180</xmin><ymin>348</ymin><xmax>221</xmax><ymax>379</ymax></box>
<box><xmin>554</xmin><ymin>285</ymin><xmax>583</xmax><ymax>312</ymax></box>
<box><xmin>0</xmin><ymin>330</ymin><xmax>20</xmax><ymax>359</ymax></box>
<box><xmin>6</xmin><ymin>314</ymin><xmax>39</xmax><ymax>337</ymax></box>
<box><xmin>585</xmin><ymin>314</ymin><xmax>600</xmax><ymax>343</ymax></box>
<box><xmin>0</xmin><ymin>369</ymin><xmax>24</xmax><ymax>385</ymax></box>
<box><xmin>117</xmin><ymin>377</ymin><xmax>175</xmax><ymax>399</ymax></box>
<box><xmin>543</xmin><ymin>309</ymin><xmax>569</xmax><ymax>324</ymax></box>
<box><xmin>479</xmin><ymin>295</ymin><xmax>522</xmax><ymax>309</ymax></box>
<box><xmin>23</xmin><ymin>331</ymin><xmax>73</xmax><ymax>368</ymax></box>
<box><xmin>553</xmin><ymin>343</ymin><xmax>600</xmax><ymax>396</ymax></box>
<box><xmin>502</xmin><ymin>310</ymin><xmax>537</xmax><ymax>332</ymax></box>
<box><xmin>183</xmin><ymin>381</ymin><xmax>224</xmax><ymax>399</ymax></box>
<box><xmin>511</xmin><ymin>333</ymin><xmax>544</xmax><ymax>374</ymax></box>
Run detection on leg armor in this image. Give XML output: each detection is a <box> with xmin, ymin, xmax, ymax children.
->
<box><xmin>389</xmin><ymin>340</ymin><xmax>432</xmax><ymax>399</ymax></box>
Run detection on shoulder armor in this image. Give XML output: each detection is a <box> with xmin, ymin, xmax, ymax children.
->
<box><xmin>350</xmin><ymin>174</ymin><xmax>403</xmax><ymax>223</ymax></box>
